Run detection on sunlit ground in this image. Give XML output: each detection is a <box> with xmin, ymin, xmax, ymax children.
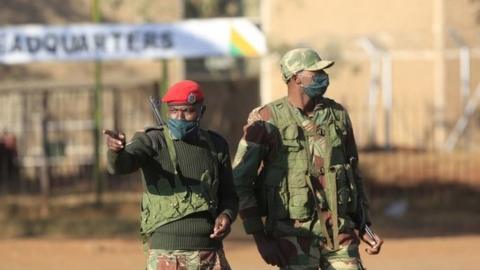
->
<box><xmin>0</xmin><ymin>235</ymin><xmax>478</xmax><ymax>270</ymax></box>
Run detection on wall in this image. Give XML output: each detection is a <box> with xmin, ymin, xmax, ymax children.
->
<box><xmin>261</xmin><ymin>0</ymin><xmax>480</xmax><ymax>149</ymax></box>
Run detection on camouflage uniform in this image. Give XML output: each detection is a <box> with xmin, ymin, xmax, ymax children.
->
<box><xmin>233</xmin><ymin>48</ymin><xmax>371</xmax><ymax>270</ymax></box>
<box><xmin>147</xmin><ymin>249</ymin><xmax>231</xmax><ymax>270</ymax></box>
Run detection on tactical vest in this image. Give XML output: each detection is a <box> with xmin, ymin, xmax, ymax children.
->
<box><xmin>258</xmin><ymin>97</ymin><xmax>359</xmax><ymax>249</ymax></box>
<box><xmin>139</xmin><ymin>127</ymin><xmax>220</xmax><ymax>244</ymax></box>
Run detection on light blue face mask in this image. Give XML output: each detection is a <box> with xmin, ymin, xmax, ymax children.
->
<box><xmin>166</xmin><ymin>119</ymin><xmax>199</xmax><ymax>140</ymax></box>
<box><xmin>302</xmin><ymin>73</ymin><xmax>330</xmax><ymax>98</ymax></box>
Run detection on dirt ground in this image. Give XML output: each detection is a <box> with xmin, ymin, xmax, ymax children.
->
<box><xmin>0</xmin><ymin>235</ymin><xmax>478</xmax><ymax>270</ymax></box>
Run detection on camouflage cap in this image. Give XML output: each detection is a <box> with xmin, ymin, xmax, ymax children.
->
<box><xmin>280</xmin><ymin>48</ymin><xmax>334</xmax><ymax>82</ymax></box>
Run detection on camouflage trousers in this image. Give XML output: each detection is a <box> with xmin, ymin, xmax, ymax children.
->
<box><xmin>146</xmin><ymin>248</ymin><xmax>231</xmax><ymax>270</ymax></box>
<box><xmin>276</xmin><ymin>233</ymin><xmax>364</xmax><ymax>270</ymax></box>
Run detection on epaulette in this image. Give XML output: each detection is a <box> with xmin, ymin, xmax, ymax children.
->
<box><xmin>204</xmin><ymin>128</ymin><xmax>219</xmax><ymax>136</ymax></box>
<box><xmin>143</xmin><ymin>126</ymin><xmax>164</xmax><ymax>152</ymax></box>
<box><xmin>204</xmin><ymin>129</ymin><xmax>226</xmax><ymax>144</ymax></box>
<box><xmin>143</xmin><ymin>126</ymin><xmax>164</xmax><ymax>133</ymax></box>
<box><xmin>322</xmin><ymin>97</ymin><xmax>345</xmax><ymax>111</ymax></box>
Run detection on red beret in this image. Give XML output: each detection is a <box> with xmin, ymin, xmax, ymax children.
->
<box><xmin>161</xmin><ymin>80</ymin><xmax>204</xmax><ymax>104</ymax></box>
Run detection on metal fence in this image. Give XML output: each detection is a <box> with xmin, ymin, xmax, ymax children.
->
<box><xmin>0</xmin><ymin>81</ymin><xmax>158</xmax><ymax>196</ymax></box>
<box><xmin>0</xmin><ymin>81</ymin><xmax>478</xmax><ymax>198</ymax></box>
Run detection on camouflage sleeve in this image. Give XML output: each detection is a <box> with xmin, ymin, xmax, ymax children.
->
<box><xmin>107</xmin><ymin>131</ymin><xmax>155</xmax><ymax>175</ymax></box>
<box><xmin>344</xmin><ymin>112</ymin><xmax>372</xmax><ymax>228</ymax></box>
<box><xmin>232</xmin><ymin>106</ymin><xmax>275</xmax><ymax>234</ymax></box>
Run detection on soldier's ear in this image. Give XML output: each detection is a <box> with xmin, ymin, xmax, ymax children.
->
<box><xmin>293</xmin><ymin>74</ymin><xmax>301</xmax><ymax>85</ymax></box>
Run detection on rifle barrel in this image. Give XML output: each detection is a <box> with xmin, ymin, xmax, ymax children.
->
<box><xmin>149</xmin><ymin>96</ymin><xmax>164</xmax><ymax>126</ymax></box>
<box><xmin>364</xmin><ymin>225</ymin><xmax>377</xmax><ymax>244</ymax></box>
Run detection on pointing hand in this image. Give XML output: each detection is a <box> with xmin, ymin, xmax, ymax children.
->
<box><xmin>103</xmin><ymin>129</ymin><xmax>126</xmax><ymax>152</ymax></box>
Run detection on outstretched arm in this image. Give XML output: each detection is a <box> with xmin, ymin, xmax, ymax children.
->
<box><xmin>104</xmin><ymin>129</ymin><xmax>154</xmax><ymax>174</ymax></box>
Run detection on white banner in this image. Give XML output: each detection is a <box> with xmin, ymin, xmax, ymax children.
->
<box><xmin>0</xmin><ymin>18</ymin><xmax>267</xmax><ymax>64</ymax></box>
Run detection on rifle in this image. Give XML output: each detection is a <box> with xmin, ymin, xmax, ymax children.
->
<box><xmin>149</xmin><ymin>96</ymin><xmax>165</xmax><ymax>126</ymax></box>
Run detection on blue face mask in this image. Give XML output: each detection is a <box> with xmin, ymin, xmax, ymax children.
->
<box><xmin>302</xmin><ymin>73</ymin><xmax>329</xmax><ymax>98</ymax></box>
<box><xmin>166</xmin><ymin>119</ymin><xmax>199</xmax><ymax>140</ymax></box>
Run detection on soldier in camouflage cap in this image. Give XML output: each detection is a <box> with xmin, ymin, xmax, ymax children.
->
<box><xmin>233</xmin><ymin>48</ymin><xmax>383</xmax><ymax>269</ymax></box>
<box><xmin>280</xmin><ymin>48</ymin><xmax>334</xmax><ymax>83</ymax></box>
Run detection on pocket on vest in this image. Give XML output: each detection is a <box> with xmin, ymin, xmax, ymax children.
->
<box><xmin>327</xmin><ymin>120</ymin><xmax>344</xmax><ymax>147</ymax></box>
<box><xmin>281</xmin><ymin>125</ymin><xmax>302</xmax><ymax>152</ymax></box>
<box><xmin>140</xmin><ymin>193</ymin><xmax>178</xmax><ymax>236</ymax></box>
<box><xmin>287</xmin><ymin>170</ymin><xmax>312</xmax><ymax>221</ymax></box>
<box><xmin>258</xmin><ymin>167</ymin><xmax>289</xmax><ymax>220</ymax></box>
<box><xmin>140</xmin><ymin>195</ymin><xmax>151</xmax><ymax>233</ymax></box>
<box><xmin>188</xmin><ymin>183</ymin><xmax>214</xmax><ymax>210</ymax></box>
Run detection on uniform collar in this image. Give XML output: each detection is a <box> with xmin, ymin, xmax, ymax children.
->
<box><xmin>313</xmin><ymin>97</ymin><xmax>327</xmax><ymax>111</ymax></box>
<box><xmin>286</xmin><ymin>96</ymin><xmax>326</xmax><ymax>117</ymax></box>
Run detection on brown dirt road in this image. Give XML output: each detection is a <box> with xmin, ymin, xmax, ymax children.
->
<box><xmin>0</xmin><ymin>235</ymin><xmax>478</xmax><ymax>270</ymax></box>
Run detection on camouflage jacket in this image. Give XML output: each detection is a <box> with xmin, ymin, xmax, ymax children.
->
<box><xmin>233</xmin><ymin>97</ymin><xmax>371</xmax><ymax>246</ymax></box>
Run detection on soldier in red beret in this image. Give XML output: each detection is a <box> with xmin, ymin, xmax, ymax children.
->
<box><xmin>103</xmin><ymin>80</ymin><xmax>238</xmax><ymax>269</ymax></box>
<box><xmin>161</xmin><ymin>80</ymin><xmax>205</xmax><ymax>140</ymax></box>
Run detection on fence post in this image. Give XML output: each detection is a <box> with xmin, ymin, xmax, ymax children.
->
<box><xmin>0</xmin><ymin>141</ymin><xmax>7</xmax><ymax>195</ymax></box>
<box><xmin>92</xmin><ymin>0</ymin><xmax>104</xmax><ymax>207</ymax></box>
<box><xmin>113</xmin><ymin>87</ymin><xmax>121</xmax><ymax>131</ymax></box>
<box><xmin>40</xmin><ymin>91</ymin><xmax>50</xmax><ymax>217</ymax></box>
<box><xmin>20</xmin><ymin>93</ymin><xmax>28</xmax><ymax>193</ymax></box>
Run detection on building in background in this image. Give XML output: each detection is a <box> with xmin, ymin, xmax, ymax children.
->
<box><xmin>259</xmin><ymin>0</ymin><xmax>480</xmax><ymax>150</ymax></box>
<box><xmin>0</xmin><ymin>0</ymin><xmax>479</xmax><ymax>194</ymax></box>
<box><xmin>2</xmin><ymin>0</ymin><xmax>478</xmax><ymax>151</ymax></box>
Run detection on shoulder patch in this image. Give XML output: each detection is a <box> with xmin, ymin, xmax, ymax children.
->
<box><xmin>247</xmin><ymin>105</ymin><xmax>272</xmax><ymax>125</ymax></box>
<box><xmin>143</xmin><ymin>126</ymin><xmax>165</xmax><ymax>152</ymax></box>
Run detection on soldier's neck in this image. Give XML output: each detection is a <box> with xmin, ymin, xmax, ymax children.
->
<box><xmin>287</xmin><ymin>89</ymin><xmax>315</xmax><ymax>115</ymax></box>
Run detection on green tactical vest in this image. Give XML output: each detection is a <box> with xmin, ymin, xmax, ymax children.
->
<box><xmin>257</xmin><ymin>97</ymin><xmax>359</xmax><ymax>249</ymax></box>
<box><xmin>139</xmin><ymin>127</ymin><xmax>220</xmax><ymax>242</ymax></box>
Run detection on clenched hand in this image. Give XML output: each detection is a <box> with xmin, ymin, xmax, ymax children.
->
<box><xmin>210</xmin><ymin>213</ymin><xmax>231</xmax><ymax>240</ymax></box>
<box><xmin>103</xmin><ymin>129</ymin><xmax>126</xmax><ymax>152</ymax></box>
<box><xmin>360</xmin><ymin>229</ymin><xmax>384</xmax><ymax>255</ymax></box>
